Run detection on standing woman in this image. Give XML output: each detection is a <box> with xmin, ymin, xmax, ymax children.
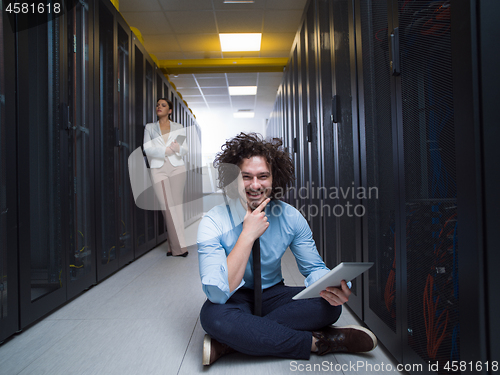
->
<box><xmin>143</xmin><ymin>98</ymin><xmax>189</xmax><ymax>257</ymax></box>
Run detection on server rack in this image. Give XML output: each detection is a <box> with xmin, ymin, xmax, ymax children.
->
<box><xmin>64</xmin><ymin>0</ymin><xmax>97</xmax><ymax>299</ymax></box>
<box><xmin>17</xmin><ymin>8</ymin><xmax>69</xmax><ymax>327</ymax></box>
<box><xmin>94</xmin><ymin>0</ymin><xmax>132</xmax><ymax>280</ymax></box>
<box><xmin>478</xmin><ymin>0</ymin><xmax>500</xmax><ymax>364</ymax></box>
<box><xmin>1</xmin><ymin>0</ymin><xmax>203</xmax><ymax>341</ymax></box>
<box><xmin>0</xmin><ymin>7</ymin><xmax>19</xmax><ymax>343</ymax></box>
<box><xmin>154</xmin><ymin>71</ymin><xmax>168</xmax><ymax>244</ymax></box>
<box><xmin>267</xmin><ymin>0</ymin><xmax>496</xmax><ymax>372</ymax></box>
<box><xmin>116</xmin><ymin>14</ymin><xmax>134</xmax><ymax>268</ymax></box>
<box><xmin>270</xmin><ymin>0</ymin><xmax>366</xmax><ymax>317</ymax></box>
<box><xmin>131</xmin><ymin>32</ymin><xmax>157</xmax><ymax>258</ymax></box>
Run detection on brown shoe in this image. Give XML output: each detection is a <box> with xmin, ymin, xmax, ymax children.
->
<box><xmin>202</xmin><ymin>334</ymin><xmax>237</xmax><ymax>365</ymax></box>
<box><xmin>312</xmin><ymin>325</ymin><xmax>378</xmax><ymax>355</ymax></box>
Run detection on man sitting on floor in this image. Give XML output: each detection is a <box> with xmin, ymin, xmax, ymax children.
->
<box><xmin>197</xmin><ymin>132</ymin><xmax>377</xmax><ymax>365</ymax></box>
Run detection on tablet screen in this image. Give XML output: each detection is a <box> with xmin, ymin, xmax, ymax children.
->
<box><xmin>292</xmin><ymin>262</ymin><xmax>374</xmax><ymax>300</ymax></box>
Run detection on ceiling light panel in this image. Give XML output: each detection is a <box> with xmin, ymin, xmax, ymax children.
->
<box><xmin>219</xmin><ymin>33</ymin><xmax>262</xmax><ymax>52</ymax></box>
<box><xmin>228</xmin><ymin>86</ymin><xmax>257</xmax><ymax>95</ymax></box>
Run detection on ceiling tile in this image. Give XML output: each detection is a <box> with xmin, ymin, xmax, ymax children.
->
<box><xmin>169</xmin><ymin>75</ymin><xmax>199</xmax><ymax>88</ymax></box>
<box><xmin>165</xmin><ymin>11</ymin><xmax>218</xmax><ymax>34</ymax></box>
<box><xmin>206</xmin><ymin>96</ymin><xmax>231</xmax><ymax>104</ymax></box>
<box><xmin>183</xmin><ymin>96</ymin><xmax>207</xmax><ymax>103</ymax></box>
<box><xmin>202</xmin><ymin>88</ymin><xmax>229</xmax><ymax>95</ymax></box>
<box><xmin>216</xmin><ymin>10</ymin><xmax>264</xmax><ymax>33</ymax></box>
<box><xmin>158</xmin><ymin>0</ymin><xmax>214</xmax><ymax>11</ymax></box>
<box><xmin>257</xmin><ymin>92</ymin><xmax>279</xmax><ymax>102</ymax></box>
<box><xmin>197</xmin><ymin>77</ymin><xmax>228</xmax><ymax>87</ymax></box>
<box><xmin>120</xmin><ymin>12</ymin><xmax>173</xmax><ymax>35</ymax></box>
<box><xmin>263</xmin><ymin>10</ymin><xmax>303</xmax><ymax>33</ymax></box>
<box><xmin>119</xmin><ymin>0</ymin><xmax>164</xmax><ymax>12</ymax></box>
<box><xmin>226</xmin><ymin>73</ymin><xmax>258</xmax><ymax>86</ymax></box>
<box><xmin>189</xmin><ymin>102</ymin><xmax>209</xmax><ymax>108</ymax></box>
<box><xmin>257</xmin><ymin>72</ymin><xmax>284</xmax><ymax>87</ymax></box>
<box><xmin>231</xmin><ymin>96</ymin><xmax>256</xmax><ymax>106</ymax></box>
<box><xmin>261</xmin><ymin>33</ymin><xmax>296</xmax><ymax>52</ymax></box>
<box><xmin>171</xmin><ymin>88</ymin><xmax>202</xmax><ymax>96</ymax></box>
<box><xmin>209</xmin><ymin>102</ymin><xmax>234</xmax><ymax>108</ymax></box>
<box><xmin>142</xmin><ymin>34</ymin><xmax>182</xmax><ymax>53</ymax></box>
<box><xmin>266</xmin><ymin>0</ymin><xmax>308</xmax><ymax>10</ymax></box>
<box><xmin>175</xmin><ymin>34</ymin><xmax>221</xmax><ymax>52</ymax></box>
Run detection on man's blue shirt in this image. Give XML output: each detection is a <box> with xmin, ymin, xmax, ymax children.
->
<box><xmin>197</xmin><ymin>198</ymin><xmax>330</xmax><ymax>304</ymax></box>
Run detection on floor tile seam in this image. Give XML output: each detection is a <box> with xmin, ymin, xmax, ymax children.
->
<box><xmin>176</xmin><ymin>317</ymin><xmax>199</xmax><ymax>375</ymax></box>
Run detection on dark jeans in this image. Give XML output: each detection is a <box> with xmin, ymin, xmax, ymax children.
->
<box><xmin>199</xmin><ymin>282</ymin><xmax>342</xmax><ymax>360</ymax></box>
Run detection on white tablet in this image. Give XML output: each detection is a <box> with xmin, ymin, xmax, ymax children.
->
<box><xmin>292</xmin><ymin>262</ymin><xmax>374</xmax><ymax>300</ymax></box>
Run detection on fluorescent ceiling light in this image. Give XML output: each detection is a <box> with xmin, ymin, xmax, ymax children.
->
<box><xmin>233</xmin><ymin>110</ymin><xmax>255</xmax><ymax>118</ymax></box>
<box><xmin>229</xmin><ymin>86</ymin><xmax>257</xmax><ymax>96</ymax></box>
<box><xmin>224</xmin><ymin>1</ymin><xmax>255</xmax><ymax>3</ymax></box>
<box><xmin>220</xmin><ymin>33</ymin><xmax>262</xmax><ymax>52</ymax></box>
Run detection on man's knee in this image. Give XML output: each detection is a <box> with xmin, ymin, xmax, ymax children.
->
<box><xmin>200</xmin><ymin>300</ymin><xmax>243</xmax><ymax>338</ymax></box>
<box><xmin>323</xmin><ymin>301</ymin><xmax>342</xmax><ymax>324</ymax></box>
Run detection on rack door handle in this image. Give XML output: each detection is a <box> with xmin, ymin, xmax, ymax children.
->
<box><xmin>391</xmin><ymin>27</ymin><xmax>400</xmax><ymax>76</ymax></box>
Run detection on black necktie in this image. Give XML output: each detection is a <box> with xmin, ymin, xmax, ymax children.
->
<box><xmin>252</xmin><ymin>239</ymin><xmax>262</xmax><ymax>316</ymax></box>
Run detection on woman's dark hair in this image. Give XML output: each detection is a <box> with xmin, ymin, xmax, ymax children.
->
<box><xmin>157</xmin><ymin>98</ymin><xmax>174</xmax><ymax>120</ymax></box>
<box><xmin>214</xmin><ymin>132</ymin><xmax>294</xmax><ymax>199</ymax></box>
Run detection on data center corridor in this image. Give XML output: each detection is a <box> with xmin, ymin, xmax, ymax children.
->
<box><xmin>0</xmin><ymin>218</ymin><xmax>403</xmax><ymax>375</ymax></box>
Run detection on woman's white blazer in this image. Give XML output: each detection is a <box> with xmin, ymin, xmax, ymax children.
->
<box><xmin>143</xmin><ymin>121</ymin><xmax>188</xmax><ymax>168</ymax></box>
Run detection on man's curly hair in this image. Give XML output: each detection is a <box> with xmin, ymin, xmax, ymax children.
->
<box><xmin>214</xmin><ymin>132</ymin><xmax>294</xmax><ymax>199</ymax></box>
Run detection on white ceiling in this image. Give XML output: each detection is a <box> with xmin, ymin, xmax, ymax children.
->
<box><xmin>117</xmin><ymin>0</ymin><xmax>308</xmax><ymax>152</ymax></box>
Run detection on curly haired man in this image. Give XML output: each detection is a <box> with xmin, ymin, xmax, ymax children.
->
<box><xmin>197</xmin><ymin>133</ymin><xmax>377</xmax><ymax>365</ymax></box>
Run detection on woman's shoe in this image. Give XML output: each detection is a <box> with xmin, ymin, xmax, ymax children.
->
<box><xmin>167</xmin><ymin>251</ymin><xmax>188</xmax><ymax>257</ymax></box>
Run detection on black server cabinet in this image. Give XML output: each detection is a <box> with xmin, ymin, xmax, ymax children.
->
<box><xmin>94</xmin><ymin>0</ymin><xmax>120</xmax><ymax>280</ymax></box>
<box><xmin>17</xmin><ymin>0</ymin><xmax>97</xmax><ymax>328</ymax></box>
<box><xmin>327</xmin><ymin>0</ymin><xmax>364</xmax><ymax>316</ymax></box>
<box><xmin>357</xmin><ymin>0</ymin><xmax>402</xmax><ymax>360</ymax></box>
<box><xmin>297</xmin><ymin>24</ymin><xmax>308</xmax><ymax>224</ymax></box>
<box><xmin>358</xmin><ymin>0</ymin><xmax>463</xmax><ymax>371</ymax></box>
<box><xmin>116</xmin><ymin>16</ymin><xmax>134</xmax><ymax>267</ymax></box>
<box><xmin>154</xmin><ymin>71</ymin><xmax>167</xmax><ymax>244</ymax></box>
<box><xmin>17</xmin><ymin>10</ymin><xmax>68</xmax><ymax>327</ymax></box>
<box><xmin>452</xmin><ymin>0</ymin><xmax>494</xmax><ymax>370</ymax></box>
<box><xmin>478</xmin><ymin>0</ymin><xmax>500</xmax><ymax>365</ymax></box>
<box><xmin>16</xmin><ymin>1</ymin><xmax>96</xmax><ymax>328</ymax></box>
<box><xmin>65</xmin><ymin>0</ymin><xmax>97</xmax><ymax>299</ymax></box>
<box><xmin>131</xmin><ymin>34</ymin><xmax>157</xmax><ymax>258</ymax></box>
<box><xmin>290</xmin><ymin>47</ymin><xmax>300</xmax><ymax>210</ymax></box>
<box><xmin>0</xmin><ymin>9</ymin><xmax>19</xmax><ymax>343</ymax></box>
<box><xmin>395</xmin><ymin>0</ymin><xmax>459</xmax><ymax>371</ymax></box>
<box><xmin>316</xmin><ymin>0</ymin><xmax>336</xmax><ymax>266</ymax></box>
<box><xmin>269</xmin><ymin>0</ymin><xmax>496</xmax><ymax>372</ymax></box>
<box><xmin>94</xmin><ymin>0</ymin><xmax>134</xmax><ymax>281</ymax></box>
<box><xmin>304</xmin><ymin>2</ymin><xmax>324</xmax><ymax>262</ymax></box>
